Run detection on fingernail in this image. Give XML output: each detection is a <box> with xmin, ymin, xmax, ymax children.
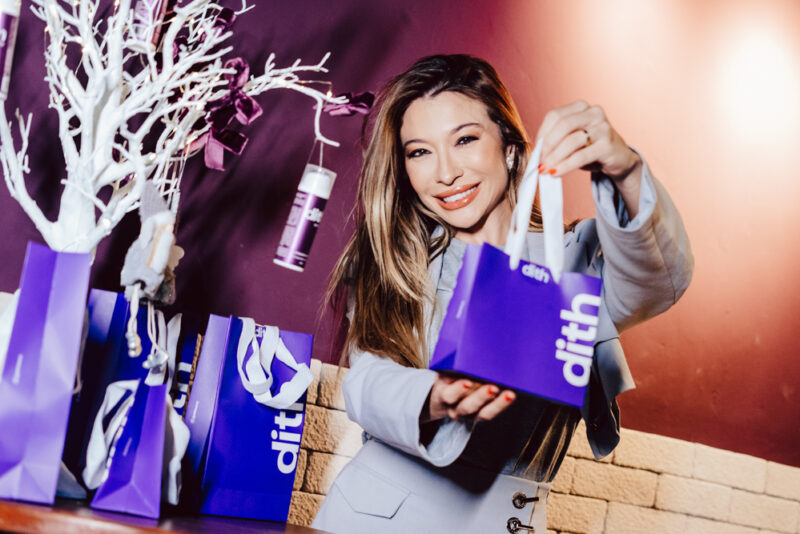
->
<box><xmin>548</xmin><ymin>168</ymin><xmax>557</xmax><ymax>175</ymax></box>
<box><xmin>462</xmin><ymin>381</ymin><xmax>473</xmax><ymax>389</ymax></box>
<box><xmin>538</xmin><ymin>163</ymin><xmax>545</xmax><ymax>173</ymax></box>
<box><xmin>504</xmin><ymin>392</ymin><xmax>515</xmax><ymax>402</ymax></box>
<box><xmin>487</xmin><ymin>385</ymin><xmax>498</xmax><ymax>395</ymax></box>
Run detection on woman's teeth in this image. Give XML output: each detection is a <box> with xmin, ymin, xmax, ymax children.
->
<box><xmin>443</xmin><ymin>185</ymin><xmax>477</xmax><ymax>203</ymax></box>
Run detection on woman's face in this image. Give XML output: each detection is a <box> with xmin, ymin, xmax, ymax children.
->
<box><xmin>400</xmin><ymin>91</ymin><xmax>513</xmax><ymax>246</ymax></box>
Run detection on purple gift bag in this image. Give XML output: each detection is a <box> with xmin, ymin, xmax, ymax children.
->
<box><xmin>90</xmin><ymin>382</ymin><xmax>168</xmax><ymax>518</ymax></box>
<box><xmin>431</xmin><ymin>138</ymin><xmax>604</xmax><ymax>408</ymax></box>
<box><xmin>430</xmin><ymin>243</ymin><xmax>602</xmax><ymax>408</ymax></box>
<box><xmin>183</xmin><ymin>315</ymin><xmax>312</xmax><ymax>521</ymax></box>
<box><xmin>0</xmin><ymin>242</ymin><xmax>91</xmax><ymax>504</ymax></box>
<box><xmin>182</xmin><ymin>314</ymin><xmax>231</xmax><ymax>510</ymax></box>
<box><xmin>63</xmin><ymin>290</ymin><xmax>153</xmax><ymax>479</ymax></box>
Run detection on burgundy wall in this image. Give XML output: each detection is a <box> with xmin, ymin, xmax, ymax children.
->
<box><xmin>2</xmin><ymin>0</ymin><xmax>799</xmax><ymax>467</ymax></box>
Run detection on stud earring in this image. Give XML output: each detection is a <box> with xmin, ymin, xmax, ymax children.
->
<box><xmin>506</xmin><ymin>154</ymin><xmax>514</xmax><ymax>170</ymax></box>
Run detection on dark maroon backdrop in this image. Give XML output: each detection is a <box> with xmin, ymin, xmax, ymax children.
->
<box><xmin>2</xmin><ymin>1</ymin><xmax>800</xmax><ymax>468</ymax></box>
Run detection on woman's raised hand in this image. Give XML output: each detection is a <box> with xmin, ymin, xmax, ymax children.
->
<box><xmin>535</xmin><ymin>101</ymin><xmax>643</xmax><ymax>217</ymax></box>
<box><xmin>423</xmin><ymin>375</ymin><xmax>516</xmax><ymax>423</ymax></box>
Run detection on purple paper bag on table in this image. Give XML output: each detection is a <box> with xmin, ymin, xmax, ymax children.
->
<box><xmin>430</xmin><ymin>242</ymin><xmax>602</xmax><ymax>408</ymax></box>
<box><xmin>183</xmin><ymin>315</ymin><xmax>312</xmax><ymax>521</ymax></box>
<box><xmin>0</xmin><ymin>242</ymin><xmax>91</xmax><ymax>504</ymax></box>
<box><xmin>63</xmin><ymin>290</ymin><xmax>161</xmax><ymax>479</ymax></box>
<box><xmin>90</xmin><ymin>382</ymin><xmax>168</xmax><ymax>518</ymax></box>
<box><xmin>181</xmin><ymin>314</ymin><xmax>230</xmax><ymax>510</ymax></box>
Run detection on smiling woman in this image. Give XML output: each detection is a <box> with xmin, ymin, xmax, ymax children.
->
<box><xmin>314</xmin><ymin>54</ymin><xmax>693</xmax><ymax>533</ymax></box>
<box><xmin>401</xmin><ymin>92</ymin><xmax>513</xmax><ymax>246</ymax></box>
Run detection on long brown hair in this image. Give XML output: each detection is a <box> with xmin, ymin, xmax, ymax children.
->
<box><xmin>328</xmin><ymin>54</ymin><xmax>542</xmax><ymax>368</ymax></box>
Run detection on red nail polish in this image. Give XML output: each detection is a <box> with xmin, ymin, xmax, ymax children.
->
<box><xmin>487</xmin><ymin>385</ymin><xmax>498</xmax><ymax>395</ymax></box>
<box><xmin>548</xmin><ymin>168</ymin><xmax>557</xmax><ymax>175</ymax></box>
<box><xmin>504</xmin><ymin>392</ymin><xmax>515</xmax><ymax>402</ymax></box>
<box><xmin>462</xmin><ymin>381</ymin><xmax>472</xmax><ymax>389</ymax></box>
<box><xmin>538</xmin><ymin>163</ymin><xmax>545</xmax><ymax>172</ymax></box>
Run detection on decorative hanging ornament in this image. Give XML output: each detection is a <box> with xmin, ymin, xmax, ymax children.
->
<box><xmin>189</xmin><ymin>57</ymin><xmax>263</xmax><ymax>171</ymax></box>
<box><xmin>126</xmin><ymin>287</ymin><xmax>143</xmax><ymax>357</ymax></box>
<box><xmin>0</xmin><ymin>0</ymin><xmax>20</xmax><ymax>100</ymax></box>
<box><xmin>274</xmin><ymin>140</ymin><xmax>337</xmax><ymax>272</ymax></box>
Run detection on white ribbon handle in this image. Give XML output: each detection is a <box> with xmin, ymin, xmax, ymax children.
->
<box><xmin>82</xmin><ymin>379</ymin><xmax>140</xmax><ymax>490</ymax></box>
<box><xmin>163</xmin><ymin>394</ymin><xmax>190</xmax><ymax>505</ymax></box>
<box><xmin>504</xmin><ymin>138</ymin><xmax>565</xmax><ymax>282</ymax></box>
<box><xmin>145</xmin><ymin>312</ymin><xmax>181</xmax><ymax>388</ymax></box>
<box><xmin>236</xmin><ymin>318</ymin><xmax>313</xmax><ymax>410</ymax></box>
<box><xmin>147</xmin><ymin>312</ymin><xmax>189</xmax><ymax>505</ymax></box>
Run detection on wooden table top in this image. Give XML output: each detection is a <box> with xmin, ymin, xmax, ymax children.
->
<box><xmin>0</xmin><ymin>499</ymin><xmax>331</xmax><ymax>534</ymax></box>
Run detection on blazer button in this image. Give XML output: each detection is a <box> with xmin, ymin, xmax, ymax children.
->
<box><xmin>506</xmin><ymin>517</ymin><xmax>535</xmax><ymax>533</ymax></box>
<box><xmin>512</xmin><ymin>491</ymin><xmax>539</xmax><ymax>509</ymax></box>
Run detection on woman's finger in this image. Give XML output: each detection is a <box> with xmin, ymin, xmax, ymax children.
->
<box><xmin>448</xmin><ymin>384</ymin><xmax>501</xmax><ymax>420</ymax></box>
<box><xmin>548</xmin><ymin>136</ymin><xmax>604</xmax><ymax>177</ymax></box>
<box><xmin>438</xmin><ymin>378</ymin><xmax>477</xmax><ymax>406</ymax></box>
<box><xmin>426</xmin><ymin>376</ymin><xmax>473</xmax><ymax>421</ymax></box>
<box><xmin>540</xmin><ymin>105</ymin><xmax>606</xmax><ymax>163</ymax></box>
<box><xmin>475</xmin><ymin>390</ymin><xmax>517</xmax><ymax>422</ymax></box>
<box><xmin>535</xmin><ymin>100</ymin><xmax>589</xmax><ymax>143</ymax></box>
<box><xmin>542</xmin><ymin>129</ymin><xmax>593</xmax><ymax>172</ymax></box>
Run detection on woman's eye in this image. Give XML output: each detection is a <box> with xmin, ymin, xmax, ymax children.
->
<box><xmin>406</xmin><ymin>148</ymin><xmax>429</xmax><ymax>159</ymax></box>
<box><xmin>457</xmin><ymin>135</ymin><xmax>478</xmax><ymax>146</ymax></box>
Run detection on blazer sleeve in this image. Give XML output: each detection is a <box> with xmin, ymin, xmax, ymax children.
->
<box><xmin>591</xmin><ymin>156</ymin><xmax>694</xmax><ymax>332</ymax></box>
<box><xmin>343</xmin><ymin>349</ymin><xmax>474</xmax><ymax>467</ymax></box>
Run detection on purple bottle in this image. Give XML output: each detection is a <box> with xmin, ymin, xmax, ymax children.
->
<box><xmin>0</xmin><ymin>0</ymin><xmax>19</xmax><ymax>101</ymax></box>
<box><xmin>274</xmin><ymin>164</ymin><xmax>337</xmax><ymax>272</ymax></box>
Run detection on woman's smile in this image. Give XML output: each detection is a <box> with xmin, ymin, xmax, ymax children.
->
<box><xmin>434</xmin><ymin>183</ymin><xmax>480</xmax><ymax>210</ymax></box>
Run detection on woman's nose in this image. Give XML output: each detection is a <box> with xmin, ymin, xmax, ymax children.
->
<box><xmin>437</xmin><ymin>152</ymin><xmax>463</xmax><ymax>185</ymax></box>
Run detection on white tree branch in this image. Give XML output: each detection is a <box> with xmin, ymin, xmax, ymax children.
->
<box><xmin>2</xmin><ymin>0</ymin><xmax>347</xmax><ymax>253</ymax></box>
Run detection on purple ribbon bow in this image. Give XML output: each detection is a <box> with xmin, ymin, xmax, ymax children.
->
<box><xmin>213</xmin><ymin>8</ymin><xmax>236</xmax><ymax>32</ymax></box>
<box><xmin>322</xmin><ymin>91</ymin><xmax>375</xmax><ymax>116</ymax></box>
<box><xmin>192</xmin><ymin>57</ymin><xmax>263</xmax><ymax>170</ymax></box>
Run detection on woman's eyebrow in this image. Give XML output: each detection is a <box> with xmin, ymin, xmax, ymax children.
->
<box><xmin>451</xmin><ymin>122</ymin><xmax>481</xmax><ymax>134</ymax></box>
<box><xmin>402</xmin><ymin>122</ymin><xmax>483</xmax><ymax>148</ymax></box>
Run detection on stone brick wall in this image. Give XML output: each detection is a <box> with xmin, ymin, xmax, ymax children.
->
<box><xmin>289</xmin><ymin>361</ymin><xmax>800</xmax><ymax>533</ymax></box>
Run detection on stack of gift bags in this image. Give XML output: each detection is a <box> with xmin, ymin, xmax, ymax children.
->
<box><xmin>0</xmin><ymin>243</ymin><xmax>313</xmax><ymax>521</ymax></box>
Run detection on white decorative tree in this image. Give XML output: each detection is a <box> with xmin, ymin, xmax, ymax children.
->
<box><xmin>0</xmin><ymin>0</ymin><xmax>345</xmax><ymax>254</ymax></box>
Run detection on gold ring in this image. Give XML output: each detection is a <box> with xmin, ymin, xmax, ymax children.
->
<box><xmin>583</xmin><ymin>129</ymin><xmax>592</xmax><ymax>147</ymax></box>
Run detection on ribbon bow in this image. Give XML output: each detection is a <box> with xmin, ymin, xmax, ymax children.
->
<box><xmin>213</xmin><ymin>7</ymin><xmax>236</xmax><ymax>33</ymax></box>
<box><xmin>191</xmin><ymin>57</ymin><xmax>263</xmax><ymax>170</ymax></box>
